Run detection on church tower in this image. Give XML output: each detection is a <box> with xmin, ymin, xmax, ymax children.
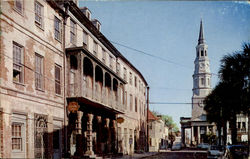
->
<box><xmin>191</xmin><ymin>20</ymin><xmax>212</xmax><ymax>120</ymax></box>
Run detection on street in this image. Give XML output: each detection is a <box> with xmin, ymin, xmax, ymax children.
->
<box><xmin>142</xmin><ymin>150</ymin><xmax>207</xmax><ymax>159</ymax></box>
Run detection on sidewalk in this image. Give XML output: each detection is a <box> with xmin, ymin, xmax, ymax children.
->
<box><xmin>112</xmin><ymin>152</ymin><xmax>160</xmax><ymax>159</ymax></box>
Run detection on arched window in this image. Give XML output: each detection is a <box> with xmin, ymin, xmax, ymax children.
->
<box><xmin>197</xmin><ymin>51</ymin><xmax>199</xmax><ymax>57</ymax></box>
<box><xmin>205</xmin><ymin>50</ymin><xmax>207</xmax><ymax>56</ymax></box>
<box><xmin>201</xmin><ymin>78</ymin><xmax>205</xmax><ymax>85</ymax></box>
<box><xmin>201</xmin><ymin>50</ymin><xmax>204</xmax><ymax>56</ymax></box>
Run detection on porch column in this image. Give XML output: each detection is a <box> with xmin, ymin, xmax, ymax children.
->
<box><xmin>96</xmin><ymin>116</ymin><xmax>102</xmax><ymax>154</ymax></box>
<box><xmin>181</xmin><ymin>127</ymin><xmax>185</xmax><ymax>146</ymax></box>
<box><xmin>198</xmin><ymin>126</ymin><xmax>201</xmax><ymax>144</ymax></box>
<box><xmin>75</xmin><ymin>111</ymin><xmax>83</xmax><ymax>156</ymax></box>
<box><xmin>105</xmin><ymin>118</ymin><xmax>111</xmax><ymax>153</ymax></box>
<box><xmin>191</xmin><ymin>126</ymin><xmax>194</xmax><ymax>145</ymax></box>
<box><xmin>111</xmin><ymin>119</ymin><xmax>117</xmax><ymax>153</ymax></box>
<box><xmin>85</xmin><ymin>114</ymin><xmax>95</xmax><ymax>156</ymax></box>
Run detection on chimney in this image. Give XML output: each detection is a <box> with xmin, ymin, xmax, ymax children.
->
<box><xmin>80</xmin><ymin>7</ymin><xmax>91</xmax><ymax>20</ymax></box>
<box><xmin>91</xmin><ymin>19</ymin><xmax>101</xmax><ymax>32</ymax></box>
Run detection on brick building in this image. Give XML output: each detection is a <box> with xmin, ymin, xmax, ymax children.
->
<box><xmin>0</xmin><ymin>0</ymin><xmax>148</xmax><ymax>158</ymax></box>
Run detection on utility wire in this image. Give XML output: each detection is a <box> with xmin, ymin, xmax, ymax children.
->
<box><xmin>3</xmin><ymin>7</ymin><xmax>220</xmax><ymax>77</ymax></box>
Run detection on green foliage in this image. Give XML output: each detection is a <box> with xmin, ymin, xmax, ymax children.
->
<box><xmin>204</xmin><ymin>42</ymin><xmax>250</xmax><ymax>145</ymax></box>
<box><xmin>150</xmin><ymin>111</ymin><xmax>179</xmax><ymax>133</ymax></box>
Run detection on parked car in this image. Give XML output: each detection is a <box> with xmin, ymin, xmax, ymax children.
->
<box><xmin>171</xmin><ymin>142</ymin><xmax>182</xmax><ymax>151</ymax></box>
<box><xmin>207</xmin><ymin>145</ymin><xmax>224</xmax><ymax>159</ymax></box>
<box><xmin>224</xmin><ymin>145</ymin><xmax>248</xmax><ymax>159</ymax></box>
<box><xmin>197</xmin><ymin>143</ymin><xmax>210</xmax><ymax>150</ymax></box>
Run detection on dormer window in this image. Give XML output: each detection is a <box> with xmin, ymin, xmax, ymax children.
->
<box><xmin>86</xmin><ymin>12</ymin><xmax>90</xmax><ymax>20</ymax></box>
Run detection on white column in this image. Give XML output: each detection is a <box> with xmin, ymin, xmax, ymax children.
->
<box><xmin>198</xmin><ymin>126</ymin><xmax>201</xmax><ymax>144</ymax></box>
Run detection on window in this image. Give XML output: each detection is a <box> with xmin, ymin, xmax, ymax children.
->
<box><xmin>201</xmin><ymin>78</ymin><xmax>205</xmax><ymax>85</ymax></box>
<box><xmin>14</xmin><ymin>0</ymin><xmax>23</xmax><ymax>14</ymax></box>
<box><xmin>54</xmin><ymin>17</ymin><xmax>62</xmax><ymax>41</ymax></box>
<box><xmin>109</xmin><ymin>55</ymin><xmax>113</xmax><ymax>69</ymax></box>
<box><xmin>55</xmin><ymin>65</ymin><xmax>61</xmax><ymax>95</ymax></box>
<box><xmin>134</xmin><ymin>76</ymin><xmax>137</xmax><ymax>87</ymax></box>
<box><xmin>130</xmin><ymin>94</ymin><xmax>133</xmax><ymax>111</ymax></box>
<box><xmin>129</xmin><ymin>72</ymin><xmax>132</xmax><ymax>85</ymax></box>
<box><xmin>70</xmin><ymin>19</ymin><xmax>76</xmax><ymax>44</ymax></box>
<box><xmin>197</xmin><ymin>51</ymin><xmax>199</xmax><ymax>57</ymax></box>
<box><xmin>237</xmin><ymin>122</ymin><xmax>241</xmax><ymax>129</ymax></box>
<box><xmin>13</xmin><ymin>42</ymin><xmax>24</xmax><ymax>83</ymax></box>
<box><xmin>116</xmin><ymin>62</ymin><xmax>120</xmax><ymax>75</ymax></box>
<box><xmin>242</xmin><ymin>122</ymin><xmax>246</xmax><ymax>129</ymax></box>
<box><xmin>93</xmin><ymin>41</ymin><xmax>97</xmax><ymax>55</ymax></box>
<box><xmin>86</xmin><ymin>11</ymin><xmax>90</xmax><ymax>20</ymax></box>
<box><xmin>35</xmin><ymin>1</ymin><xmax>43</xmax><ymax>28</ymax></box>
<box><xmin>205</xmin><ymin>50</ymin><xmax>207</xmax><ymax>56</ymax></box>
<box><xmin>124</xmin><ymin>91</ymin><xmax>127</xmax><ymax>109</ymax></box>
<box><xmin>102</xmin><ymin>49</ymin><xmax>106</xmax><ymax>62</ymax></box>
<box><xmin>207</xmin><ymin>78</ymin><xmax>210</xmax><ymax>86</ymax></box>
<box><xmin>35</xmin><ymin>54</ymin><xmax>44</xmax><ymax>90</ymax></box>
<box><xmin>83</xmin><ymin>30</ymin><xmax>88</xmax><ymax>48</ymax></box>
<box><xmin>12</xmin><ymin>123</ymin><xmax>23</xmax><ymax>150</ymax></box>
<box><xmin>123</xmin><ymin>67</ymin><xmax>127</xmax><ymax>81</ymax></box>
<box><xmin>135</xmin><ymin>97</ymin><xmax>137</xmax><ymax>112</ymax></box>
<box><xmin>201</xmin><ymin>50</ymin><xmax>204</xmax><ymax>56</ymax></box>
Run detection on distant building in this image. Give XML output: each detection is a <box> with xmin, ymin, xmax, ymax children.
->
<box><xmin>227</xmin><ymin>114</ymin><xmax>249</xmax><ymax>144</ymax></box>
<box><xmin>148</xmin><ymin>111</ymin><xmax>168</xmax><ymax>152</ymax></box>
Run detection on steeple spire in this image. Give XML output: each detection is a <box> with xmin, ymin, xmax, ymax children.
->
<box><xmin>198</xmin><ymin>19</ymin><xmax>205</xmax><ymax>45</ymax></box>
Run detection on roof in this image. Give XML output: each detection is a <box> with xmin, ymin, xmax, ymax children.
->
<box><xmin>148</xmin><ymin>110</ymin><xmax>159</xmax><ymax>121</ymax></box>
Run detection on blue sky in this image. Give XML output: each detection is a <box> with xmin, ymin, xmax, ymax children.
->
<box><xmin>79</xmin><ymin>1</ymin><xmax>250</xmax><ymax>127</ymax></box>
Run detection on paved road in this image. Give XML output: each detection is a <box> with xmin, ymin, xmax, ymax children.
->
<box><xmin>142</xmin><ymin>150</ymin><xmax>207</xmax><ymax>159</ymax></box>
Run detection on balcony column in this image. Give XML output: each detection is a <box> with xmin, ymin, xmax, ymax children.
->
<box><xmin>117</xmin><ymin>83</ymin><xmax>121</xmax><ymax>108</ymax></box>
<box><xmin>85</xmin><ymin>113</ymin><xmax>95</xmax><ymax>157</ymax></box>
<box><xmin>102</xmin><ymin>71</ymin><xmax>106</xmax><ymax>104</ymax></box>
<box><xmin>111</xmin><ymin>77</ymin><xmax>114</xmax><ymax>106</ymax></box>
<box><xmin>75</xmin><ymin>111</ymin><xmax>84</xmax><ymax>156</ymax></box>
<box><xmin>93</xmin><ymin>63</ymin><xmax>96</xmax><ymax>99</ymax></box>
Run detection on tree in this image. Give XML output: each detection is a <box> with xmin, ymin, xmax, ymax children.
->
<box><xmin>204</xmin><ymin>43</ymin><xmax>250</xmax><ymax>145</ymax></box>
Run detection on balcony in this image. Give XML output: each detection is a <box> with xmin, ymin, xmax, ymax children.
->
<box><xmin>66</xmin><ymin>47</ymin><xmax>126</xmax><ymax>113</ymax></box>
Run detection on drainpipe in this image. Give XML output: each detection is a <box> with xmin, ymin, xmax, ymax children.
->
<box><xmin>63</xmin><ymin>2</ymin><xmax>69</xmax><ymax>157</ymax></box>
<box><xmin>146</xmin><ymin>86</ymin><xmax>149</xmax><ymax>152</ymax></box>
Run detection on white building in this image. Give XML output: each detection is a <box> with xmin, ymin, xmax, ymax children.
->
<box><xmin>181</xmin><ymin>20</ymin><xmax>215</xmax><ymax>146</ymax></box>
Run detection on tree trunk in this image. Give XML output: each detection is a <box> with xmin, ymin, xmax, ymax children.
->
<box><xmin>222</xmin><ymin>119</ymin><xmax>227</xmax><ymax>146</ymax></box>
<box><xmin>218</xmin><ymin>124</ymin><xmax>222</xmax><ymax>146</ymax></box>
<box><xmin>248</xmin><ymin>112</ymin><xmax>250</xmax><ymax>157</ymax></box>
<box><xmin>231</xmin><ymin>114</ymin><xmax>237</xmax><ymax>144</ymax></box>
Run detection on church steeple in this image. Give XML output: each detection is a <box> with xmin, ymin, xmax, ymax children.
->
<box><xmin>198</xmin><ymin>19</ymin><xmax>205</xmax><ymax>45</ymax></box>
<box><xmin>192</xmin><ymin>20</ymin><xmax>211</xmax><ymax>120</ymax></box>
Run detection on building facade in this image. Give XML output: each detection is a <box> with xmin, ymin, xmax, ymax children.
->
<box><xmin>0</xmin><ymin>0</ymin><xmax>148</xmax><ymax>158</ymax></box>
<box><xmin>148</xmin><ymin>111</ymin><xmax>167</xmax><ymax>152</ymax></box>
<box><xmin>180</xmin><ymin>20</ymin><xmax>215</xmax><ymax>146</ymax></box>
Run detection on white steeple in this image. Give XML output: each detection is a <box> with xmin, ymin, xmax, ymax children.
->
<box><xmin>191</xmin><ymin>20</ymin><xmax>212</xmax><ymax>121</ymax></box>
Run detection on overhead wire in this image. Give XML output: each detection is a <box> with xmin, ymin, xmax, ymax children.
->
<box><xmin>4</xmin><ymin>6</ymin><xmax>220</xmax><ymax>77</ymax></box>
